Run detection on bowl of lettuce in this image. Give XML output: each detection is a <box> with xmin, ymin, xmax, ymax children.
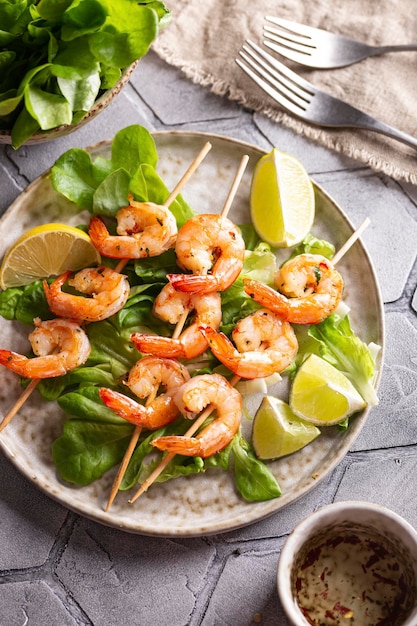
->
<box><xmin>0</xmin><ymin>0</ymin><xmax>170</xmax><ymax>149</ymax></box>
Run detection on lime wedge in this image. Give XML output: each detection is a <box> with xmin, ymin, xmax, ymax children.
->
<box><xmin>250</xmin><ymin>148</ymin><xmax>315</xmax><ymax>247</ymax></box>
<box><xmin>290</xmin><ymin>354</ymin><xmax>366</xmax><ymax>425</ymax></box>
<box><xmin>252</xmin><ymin>395</ymin><xmax>321</xmax><ymax>460</ymax></box>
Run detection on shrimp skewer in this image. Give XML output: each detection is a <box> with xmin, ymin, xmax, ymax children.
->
<box><xmin>243</xmin><ymin>253</ymin><xmax>343</xmax><ymax>325</ymax></box>
<box><xmin>44</xmin><ymin>266</ymin><xmax>130</xmax><ymax>323</ymax></box>
<box><xmin>134</xmin><ymin>155</ymin><xmax>250</xmax><ymax>358</ymax></box>
<box><xmin>243</xmin><ymin>219</ymin><xmax>370</xmax><ymax>326</ymax></box>
<box><xmin>150</xmin><ymin>373</ymin><xmax>242</xmax><ymax>458</ymax></box>
<box><xmin>131</xmin><ymin>283</ymin><xmax>222</xmax><ymax>360</ymax></box>
<box><xmin>200</xmin><ymin>309</ymin><xmax>298</xmax><ymax>379</ymax></box>
<box><xmin>167</xmin><ymin>154</ymin><xmax>249</xmax><ymax>295</ymax></box>
<box><xmin>90</xmin><ymin>141</ymin><xmax>213</xmax><ymax>265</ymax></box>
<box><xmin>0</xmin><ymin>318</ymin><xmax>91</xmax><ymax>432</ymax></box>
<box><xmin>100</xmin><ymin>357</ymin><xmax>190</xmax><ymax>505</ymax></box>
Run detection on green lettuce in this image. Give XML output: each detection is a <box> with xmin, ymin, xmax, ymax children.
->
<box><xmin>308</xmin><ymin>314</ymin><xmax>380</xmax><ymax>406</ymax></box>
<box><xmin>0</xmin><ymin>0</ymin><xmax>171</xmax><ymax>148</ymax></box>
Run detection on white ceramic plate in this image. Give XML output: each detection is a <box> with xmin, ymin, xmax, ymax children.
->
<box><xmin>0</xmin><ymin>131</ymin><xmax>384</xmax><ymax>536</ymax></box>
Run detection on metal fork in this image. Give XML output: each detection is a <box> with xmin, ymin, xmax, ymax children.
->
<box><xmin>263</xmin><ymin>16</ymin><xmax>417</xmax><ymax>69</ymax></box>
<box><xmin>236</xmin><ymin>41</ymin><xmax>417</xmax><ymax>151</ymax></box>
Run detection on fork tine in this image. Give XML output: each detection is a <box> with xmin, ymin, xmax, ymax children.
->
<box><xmin>264</xmin><ymin>24</ymin><xmax>314</xmax><ymax>49</ymax></box>
<box><xmin>237</xmin><ymin>43</ymin><xmax>312</xmax><ymax>116</ymax></box>
<box><xmin>265</xmin><ymin>16</ymin><xmax>323</xmax><ymax>40</ymax></box>
<box><xmin>244</xmin><ymin>40</ymin><xmax>315</xmax><ymax>95</ymax></box>
<box><xmin>236</xmin><ymin>56</ymin><xmax>305</xmax><ymax>117</ymax></box>
<box><xmin>239</xmin><ymin>49</ymin><xmax>307</xmax><ymax>111</ymax></box>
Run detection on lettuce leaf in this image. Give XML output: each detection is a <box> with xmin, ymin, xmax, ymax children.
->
<box><xmin>308</xmin><ymin>314</ymin><xmax>380</xmax><ymax>406</ymax></box>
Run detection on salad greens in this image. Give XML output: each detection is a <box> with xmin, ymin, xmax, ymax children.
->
<box><xmin>0</xmin><ymin>0</ymin><xmax>170</xmax><ymax>148</ymax></box>
<box><xmin>0</xmin><ymin>124</ymin><xmax>380</xmax><ymax>504</ymax></box>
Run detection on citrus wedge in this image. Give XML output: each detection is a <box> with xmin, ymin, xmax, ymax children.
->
<box><xmin>252</xmin><ymin>395</ymin><xmax>321</xmax><ymax>460</ymax></box>
<box><xmin>0</xmin><ymin>223</ymin><xmax>101</xmax><ymax>289</ymax></box>
<box><xmin>250</xmin><ymin>148</ymin><xmax>315</xmax><ymax>247</ymax></box>
<box><xmin>290</xmin><ymin>354</ymin><xmax>366</xmax><ymax>426</ymax></box>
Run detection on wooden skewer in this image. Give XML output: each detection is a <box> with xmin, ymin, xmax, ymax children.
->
<box><xmin>332</xmin><ymin>217</ymin><xmax>370</xmax><ymax>265</ymax></box>
<box><xmin>128</xmin><ymin>154</ymin><xmax>250</xmax><ymax>504</ymax></box>
<box><xmin>105</xmin><ymin>390</ymin><xmax>155</xmax><ymax>511</ymax></box>
<box><xmin>0</xmin><ymin>142</ymin><xmax>213</xmax><ymax>435</ymax></box>
<box><xmin>0</xmin><ymin>378</ymin><xmax>39</xmax><ymax>433</ymax></box>
<box><xmin>105</xmin><ymin>309</ymin><xmax>189</xmax><ymax>511</ymax></box>
<box><xmin>105</xmin><ymin>143</ymin><xmax>213</xmax><ymax>509</ymax></box>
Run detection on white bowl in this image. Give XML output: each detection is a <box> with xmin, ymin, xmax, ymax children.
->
<box><xmin>277</xmin><ymin>501</ymin><xmax>417</xmax><ymax>626</ymax></box>
<box><xmin>0</xmin><ymin>62</ymin><xmax>137</xmax><ymax>147</ymax></box>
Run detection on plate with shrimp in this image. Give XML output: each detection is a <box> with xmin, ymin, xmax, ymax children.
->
<box><xmin>0</xmin><ymin>131</ymin><xmax>384</xmax><ymax>536</ymax></box>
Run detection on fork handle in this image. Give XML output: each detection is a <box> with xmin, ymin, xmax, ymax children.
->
<box><xmin>328</xmin><ymin>101</ymin><xmax>417</xmax><ymax>151</ymax></box>
<box><xmin>370</xmin><ymin>44</ymin><xmax>417</xmax><ymax>56</ymax></box>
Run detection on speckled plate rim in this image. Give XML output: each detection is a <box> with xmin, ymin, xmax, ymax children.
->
<box><xmin>0</xmin><ymin>130</ymin><xmax>385</xmax><ymax>536</ymax></box>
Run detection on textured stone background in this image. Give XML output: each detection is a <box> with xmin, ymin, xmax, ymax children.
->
<box><xmin>0</xmin><ymin>51</ymin><xmax>416</xmax><ymax>626</ymax></box>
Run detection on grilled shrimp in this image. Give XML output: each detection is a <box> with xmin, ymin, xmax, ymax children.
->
<box><xmin>200</xmin><ymin>309</ymin><xmax>298</xmax><ymax>379</ymax></box>
<box><xmin>151</xmin><ymin>373</ymin><xmax>242</xmax><ymax>458</ymax></box>
<box><xmin>0</xmin><ymin>318</ymin><xmax>90</xmax><ymax>378</ymax></box>
<box><xmin>131</xmin><ymin>283</ymin><xmax>222</xmax><ymax>360</ymax></box>
<box><xmin>88</xmin><ymin>197</ymin><xmax>177</xmax><ymax>259</ymax></box>
<box><xmin>44</xmin><ymin>266</ymin><xmax>130</xmax><ymax>323</ymax></box>
<box><xmin>243</xmin><ymin>253</ymin><xmax>343</xmax><ymax>324</ymax></box>
<box><xmin>99</xmin><ymin>356</ymin><xmax>190</xmax><ymax>430</ymax></box>
<box><xmin>167</xmin><ymin>213</ymin><xmax>245</xmax><ymax>294</ymax></box>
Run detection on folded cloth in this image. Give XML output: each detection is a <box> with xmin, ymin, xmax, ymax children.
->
<box><xmin>153</xmin><ymin>0</ymin><xmax>417</xmax><ymax>183</ymax></box>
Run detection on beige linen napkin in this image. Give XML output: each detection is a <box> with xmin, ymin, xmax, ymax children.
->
<box><xmin>153</xmin><ymin>0</ymin><xmax>417</xmax><ymax>183</ymax></box>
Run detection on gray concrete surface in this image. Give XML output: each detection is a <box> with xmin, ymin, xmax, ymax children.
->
<box><xmin>0</xmin><ymin>50</ymin><xmax>416</xmax><ymax>626</ymax></box>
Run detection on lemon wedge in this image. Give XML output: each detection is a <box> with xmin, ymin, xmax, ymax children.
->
<box><xmin>252</xmin><ymin>395</ymin><xmax>321</xmax><ymax>460</ymax></box>
<box><xmin>290</xmin><ymin>354</ymin><xmax>366</xmax><ymax>426</ymax></box>
<box><xmin>0</xmin><ymin>223</ymin><xmax>101</xmax><ymax>289</ymax></box>
<box><xmin>250</xmin><ymin>148</ymin><xmax>315</xmax><ymax>247</ymax></box>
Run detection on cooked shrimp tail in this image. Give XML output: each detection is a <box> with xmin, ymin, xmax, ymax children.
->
<box><xmin>0</xmin><ymin>318</ymin><xmax>90</xmax><ymax>379</ymax></box>
<box><xmin>100</xmin><ymin>356</ymin><xmax>191</xmax><ymax>430</ymax></box>
<box><xmin>88</xmin><ymin>198</ymin><xmax>177</xmax><ymax>260</ymax></box>
<box><xmin>99</xmin><ymin>388</ymin><xmax>180</xmax><ymax>430</ymax></box>
<box><xmin>169</xmin><ymin>213</ymin><xmax>245</xmax><ymax>294</ymax></box>
<box><xmin>243</xmin><ymin>278</ymin><xmax>290</xmax><ymax>317</ymax></box>
<box><xmin>167</xmin><ymin>260</ymin><xmax>242</xmax><ymax>294</ymax></box>
<box><xmin>44</xmin><ymin>266</ymin><xmax>130</xmax><ymax>323</ymax></box>
<box><xmin>200</xmin><ymin>308</ymin><xmax>298</xmax><ymax>379</ymax></box>
<box><xmin>151</xmin><ymin>373</ymin><xmax>242</xmax><ymax>457</ymax></box>
<box><xmin>243</xmin><ymin>254</ymin><xmax>343</xmax><ymax>325</ymax></box>
<box><xmin>132</xmin><ymin>284</ymin><xmax>222</xmax><ymax>359</ymax></box>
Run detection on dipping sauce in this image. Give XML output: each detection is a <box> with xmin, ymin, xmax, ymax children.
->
<box><xmin>292</xmin><ymin>522</ymin><xmax>416</xmax><ymax>626</ymax></box>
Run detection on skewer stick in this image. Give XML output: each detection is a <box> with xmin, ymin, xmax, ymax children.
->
<box><xmin>128</xmin><ymin>154</ymin><xmax>250</xmax><ymax>504</ymax></box>
<box><xmin>0</xmin><ymin>378</ymin><xmax>39</xmax><ymax>433</ymax></box>
<box><xmin>105</xmin><ymin>390</ymin><xmax>156</xmax><ymax>511</ymax></box>
<box><xmin>105</xmin><ymin>308</ymin><xmax>189</xmax><ymax>511</ymax></box>
<box><xmin>114</xmin><ymin>141</ymin><xmax>212</xmax><ymax>275</ymax></box>
<box><xmin>105</xmin><ymin>143</ymin><xmax>213</xmax><ymax>508</ymax></box>
<box><xmin>332</xmin><ymin>217</ymin><xmax>370</xmax><ymax>265</ymax></box>
<box><xmin>220</xmin><ymin>154</ymin><xmax>249</xmax><ymax>218</ymax></box>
